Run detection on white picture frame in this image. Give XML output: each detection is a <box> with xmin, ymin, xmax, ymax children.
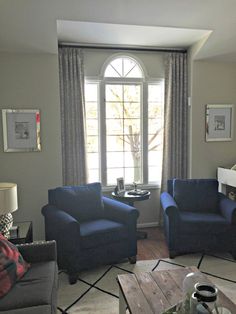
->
<box><xmin>117</xmin><ymin>177</ymin><xmax>125</xmax><ymax>194</ymax></box>
<box><xmin>2</xmin><ymin>109</ymin><xmax>41</xmax><ymax>152</ymax></box>
<box><xmin>205</xmin><ymin>104</ymin><xmax>234</xmax><ymax>142</ymax></box>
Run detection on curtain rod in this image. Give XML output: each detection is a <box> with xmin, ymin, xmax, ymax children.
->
<box><xmin>58</xmin><ymin>43</ymin><xmax>187</xmax><ymax>53</ymax></box>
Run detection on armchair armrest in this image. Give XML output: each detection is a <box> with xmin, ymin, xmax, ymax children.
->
<box><xmin>219</xmin><ymin>193</ymin><xmax>236</xmax><ymax>224</ymax></box>
<box><xmin>160</xmin><ymin>192</ymin><xmax>179</xmax><ymax>217</ymax></box>
<box><xmin>42</xmin><ymin>204</ymin><xmax>81</xmax><ymax>238</ymax></box>
<box><xmin>103</xmin><ymin>196</ymin><xmax>139</xmax><ymax>225</ymax></box>
<box><xmin>17</xmin><ymin>240</ymin><xmax>57</xmax><ymax>263</ymax></box>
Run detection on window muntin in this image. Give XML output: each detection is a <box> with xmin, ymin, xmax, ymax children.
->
<box><xmin>85</xmin><ymin>55</ymin><xmax>164</xmax><ymax>186</ymax></box>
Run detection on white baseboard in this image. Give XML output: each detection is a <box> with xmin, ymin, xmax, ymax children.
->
<box><xmin>137</xmin><ymin>222</ymin><xmax>159</xmax><ymax>228</ymax></box>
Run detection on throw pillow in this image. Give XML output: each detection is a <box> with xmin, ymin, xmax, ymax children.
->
<box><xmin>48</xmin><ymin>182</ymin><xmax>104</xmax><ymax>221</ymax></box>
<box><xmin>173</xmin><ymin>179</ymin><xmax>219</xmax><ymax>213</ymax></box>
<box><xmin>0</xmin><ymin>233</ymin><xmax>30</xmax><ymax>298</ymax></box>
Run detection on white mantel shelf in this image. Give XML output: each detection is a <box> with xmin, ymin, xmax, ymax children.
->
<box><xmin>217</xmin><ymin>167</ymin><xmax>236</xmax><ymax>193</ymax></box>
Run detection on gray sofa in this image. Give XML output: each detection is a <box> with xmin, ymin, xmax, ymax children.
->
<box><xmin>0</xmin><ymin>241</ymin><xmax>58</xmax><ymax>314</ymax></box>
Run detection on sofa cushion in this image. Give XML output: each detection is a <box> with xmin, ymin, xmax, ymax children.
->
<box><xmin>179</xmin><ymin>211</ymin><xmax>230</xmax><ymax>235</ymax></box>
<box><xmin>48</xmin><ymin>182</ymin><xmax>104</xmax><ymax>221</ymax></box>
<box><xmin>0</xmin><ymin>233</ymin><xmax>30</xmax><ymax>298</ymax></box>
<box><xmin>0</xmin><ymin>260</ymin><xmax>58</xmax><ymax>311</ymax></box>
<box><xmin>173</xmin><ymin>179</ymin><xmax>219</xmax><ymax>213</ymax></box>
<box><xmin>80</xmin><ymin>219</ymin><xmax>128</xmax><ymax>249</ymax></box>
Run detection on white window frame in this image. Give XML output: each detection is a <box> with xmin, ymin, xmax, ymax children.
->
<box><xmin>85</xmin><ymin>55</ymin><xmax>164</xmax><ymax>189</ymax></box>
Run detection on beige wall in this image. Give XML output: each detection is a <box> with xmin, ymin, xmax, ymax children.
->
<box><xmin>190</xmin><ymin>60</ymin><xmax>236</xmax><ymax>178</ymax></box>
<box><xmin>0</xmin><ymin>53</ymin><xmax>62</xmax><ymax>240</ymax></box>
<box><xmin>1</xmin><ymin>51</ymin><xmax>236</xmax><ymax>239</ymax></box>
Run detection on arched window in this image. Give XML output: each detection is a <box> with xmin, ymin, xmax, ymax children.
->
<box><xmin>104</xmin><ymin>56</ymin><xmax>143</xmax><ymax>78</ymax></box>
<box><xmin>85</xmin><ymin>54</ymin><xmax>164</xmax><ymax>186</ymax></box>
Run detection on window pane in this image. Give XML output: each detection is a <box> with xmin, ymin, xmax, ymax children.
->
<box><xmin>88</xmin><ymin>169</ymin><xmax>99</xmax><ymax>183</ymax></box>
<box><xmin>124</xmin><ymin>167</ymin><xmax>141</xmax><ymax>184</ymax></box>
<box><xmin>107</xmin><ymin>168</ymin><xmax>124</xmax><ymax>185</ymax></box>
<box><xmin>107</xmin><ymin>152</ymin><xmax>124</xmax><ymax>168</ymax></box>
<box><xmin>124</xmin><ymin>85</ymin><xmax>140</xmax><ymax>102</ymax></box>
<box><xmin>104</xmin><ymin>65</ymin><xmax>120</xmax><ymax>77</ymax></box>
<box><xmin>106</xmin><ymin>102</ymin><xmax>123</xmax><ymax>118</ymax></box>
<box><xmin>148</xmin><ymin>166</ymin><xmax>162</xmax><ymax>183</ymax></box>
<box><xmin>110</xmin><ymin>58</ymin><xmax>122</xmax><ymax>76</ymax></box>
<box><xmin>148</xmin><ymin>102</ymin><xmax>162</xmax><ymax>118</ymax></box>
<box><xmin>85</xmin><ymin>82</ymin><xmax>99</xmax><ymax>183</ymax></box>
<box><xmin>106</xmin><ymin>119</ymin><xmax>123</xmax><ymax>135</ymax></box>
<box><xmin>126</xmin><ymin>65</ymin><xmax>142</xmax><ymax>78</ymax></box>
<box><xmin>86</xmin><ymin>102</ymin><xmax>98</xmax><ymax>119</ymax></box>
<box><xmin>106</xmin><ymin>85</ymin><xmax>122</xmax><ymax>101</ymax></box>
<box><xmin>124</xmin><ymin>118</ymin><xmax>140</xmax><ymax>134</ymax></box>
<box><xmin>148</xmin><ymin>84</ymin><xmax>163</xmax><ymax>102</ymax></box>
<box><xmin>147</xmin><ymin>82</ymin><xmax>164</xmax><ymax>184</ymax></box>
<box><xmin>87</xmin><ymin>136</ymin><xmax>98</xmax><ymax>153</ymax></box>
<box><xmin>86</xmin><ymin>119</ymin><xmax>98</xmax><ymax>135</ymax></box>
<box><xmin>107</xmin><ymin>135</ymin><xmax>124</xmax><ymax>152</ymax></box>
<box><xmin>85</xmin><ymin>84</ymin><xmax>98</xmax><ymax>102</ymax></box>
<box><xmin>104</xmin><ymin>57</ymin><xmax>143</xmax><ymax>79</ymax></box>
<box><xmin>123</xmin><ymin>102</ymin><xmax>140</xmax><ymax>118</ymax></box>
<box><xmin>87</xmin><ymin>152</ymin><xmax>99</xmax><ymax>169</ymax></box>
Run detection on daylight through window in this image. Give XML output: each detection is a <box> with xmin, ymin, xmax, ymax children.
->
<box><xmin>85</xmin><ymin>55</ymin><xmax>164</xmax><ymax>186</ymax></box>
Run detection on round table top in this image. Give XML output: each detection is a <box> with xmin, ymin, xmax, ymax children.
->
<box><xmin>111</xmin><ymin>190</ymin><xmax>150</xmax><ymax>203</ymax></box>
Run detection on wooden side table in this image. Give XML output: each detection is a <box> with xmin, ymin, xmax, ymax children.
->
<box><xmin>9</xmin><ymin>221</ymin><xmax>33</xmax><ymax>244</ymax></box>
<box><xmin>112</xmin><ymin>190</ymin><xmax>151</xmax><ymax>239</ymax></box>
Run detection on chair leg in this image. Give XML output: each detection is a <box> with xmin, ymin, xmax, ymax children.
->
<box><xmin>169</xmin><ymin>250</ymin><xmax>178</xmax><ymax>259</ymax></box>
<box><xmin>68</xmin><ymin>273</ymin><xmax>78</xmax><ymax>285</ymax></box>
<box><xmin>128</xmin><ymin>256</ymin><xmax>137</xmax><ymax>264</ymax></box>
<box><xmin>231</xmin><ymin>251</ymin><xmax>236</xmax><ymax>260</ymax></box>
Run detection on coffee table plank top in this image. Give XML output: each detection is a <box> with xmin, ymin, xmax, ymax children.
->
<box><xmin>118</xmin><ymin>273</ymin><xmax>153</xmax><ymax>313</ymax></box>
<box><xmin>117</xmin><ymin>266</ymin><xmax>236</xmax><ymax>314</ymax></box>
<box><xmin>136</xmin><ymin>272</ymin><xmax>170</xmax><ymax>312</ymax></box>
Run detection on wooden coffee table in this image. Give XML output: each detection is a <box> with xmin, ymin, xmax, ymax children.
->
<box><xmin>117</xmin><ymin>266</ymin><xmax>236</xmax><ymax>314</ymax></box>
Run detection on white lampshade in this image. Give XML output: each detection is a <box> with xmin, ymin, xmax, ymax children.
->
<box><xmin>0</xmin><ymin>183</ymin><xmax>18</xmax><ymax>215</ymax></box>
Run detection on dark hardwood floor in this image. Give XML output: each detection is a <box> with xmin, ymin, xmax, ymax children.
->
<box><xmin>136</xmin><ymin>227</ymin><xmax>169</xmax><ymax>260</ymax></box>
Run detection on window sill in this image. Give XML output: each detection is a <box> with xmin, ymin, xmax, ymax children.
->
<box><xmin>102</xmin><ymin>183</ymin><xmax>161</xmax><ymax>193</ymax></box>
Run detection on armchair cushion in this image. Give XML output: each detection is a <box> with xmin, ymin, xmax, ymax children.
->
<box><xmin>173</xmin><ymin>179</ymin><xmax>219</xmax><ymax>213</ymax></box>
<box><xmin>178</xmin><ymin>211</ymin><xmax>230</xmax><ymax>235</ymax></box>
<box><xmin>48</xmin><ymin>182</ymin><xmax>104</xmax><ymax>222</ymax></box>
<box><xmin>80</xmin><ymin>219</ymin><xmax>128</xmax><ymax>249</ymax></box>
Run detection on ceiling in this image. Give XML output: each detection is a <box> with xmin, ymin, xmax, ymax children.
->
<box><xmin>57</xmin><ymin>20</ymin><xmax>211</xmax><ymax>50</ymax></box>
<box><xmin>1</xmin><ymin>0</ymin><xmax>236</xmax><ymax>62</ymax></box>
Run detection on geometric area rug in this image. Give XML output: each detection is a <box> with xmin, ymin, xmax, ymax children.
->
<box><xmin>57</xmin><ymin>253</ymin><xmax>236</xmax><ymax>313</ymax></box>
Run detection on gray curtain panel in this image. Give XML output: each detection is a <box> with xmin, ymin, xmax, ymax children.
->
<box><xmin>161</xmin><ymin>52</ymin><xmax>188</xmax><ymax>192</ymax></box>
<box><xmin>58</xmin><ymin>47</ymin><xmax>88</xmax><ymax>185</ymax></box>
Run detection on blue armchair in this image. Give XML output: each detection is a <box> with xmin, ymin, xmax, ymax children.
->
<box><xmin>41</xmin><ymin>182</ymin><xmax>139</xmax><ymax>284</ymax></box>
<box><xmin>160</xmin><ymin>179</ymin><xmax>236</xmax><ymax>258</ymax></box>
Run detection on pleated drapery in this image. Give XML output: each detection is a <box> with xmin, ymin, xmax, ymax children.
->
<box><xmin>161</xmin><ymin>52</ymin><xmax>188</xmax><ymax>192</ymax></box>
<box><xmin>58</xmin><ymin>47</ymin><xmax>88</xmax><ymax>185</ymax></box>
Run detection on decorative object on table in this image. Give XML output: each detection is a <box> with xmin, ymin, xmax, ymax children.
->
<box><xmin>0</xmin><ymin>183</ymin><xmax>18</xmax><ymax>237</ymax></box>
<box><xmin>182</xmin><ymin>271</ymin><xmax>206</xmax><ymax>312</ymax></box>
<box><xmin>2</xmin><ymin>109</ymin><xmax>41</xmax><ymax>152</ymax></box>
<box><xmin>9</xmin><ymin>225</ymin><xmax>19</xmax><ymax>238</ymax></box>
<box><xmin>191</xmin><ymin>283</ymin><xmax>220</xmax><ymax>314</ymax></box>
<box><xmin>205</xmin><ymin>104</ymin><xmax>234</xmax><ymax>142</ymax></box>
<box><xmin>116</xmin><ymin>177</ymin><xmax>125</xmax><ymax>194</ymax></box>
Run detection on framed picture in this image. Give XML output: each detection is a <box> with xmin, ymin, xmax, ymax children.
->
<box><xmin>2</xmin><ymin>109</ymin><xmax>41</xmax><ymax>152</ymax></box>
<box><xmin>117</xmin><ymin>177</ymin><xmax>125</xmax><ymax>194</ymax></box>
<box><xmin>205</xmin><ymin>104</ymin><xmax>234</xmax><ymax>142</ymax></box>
